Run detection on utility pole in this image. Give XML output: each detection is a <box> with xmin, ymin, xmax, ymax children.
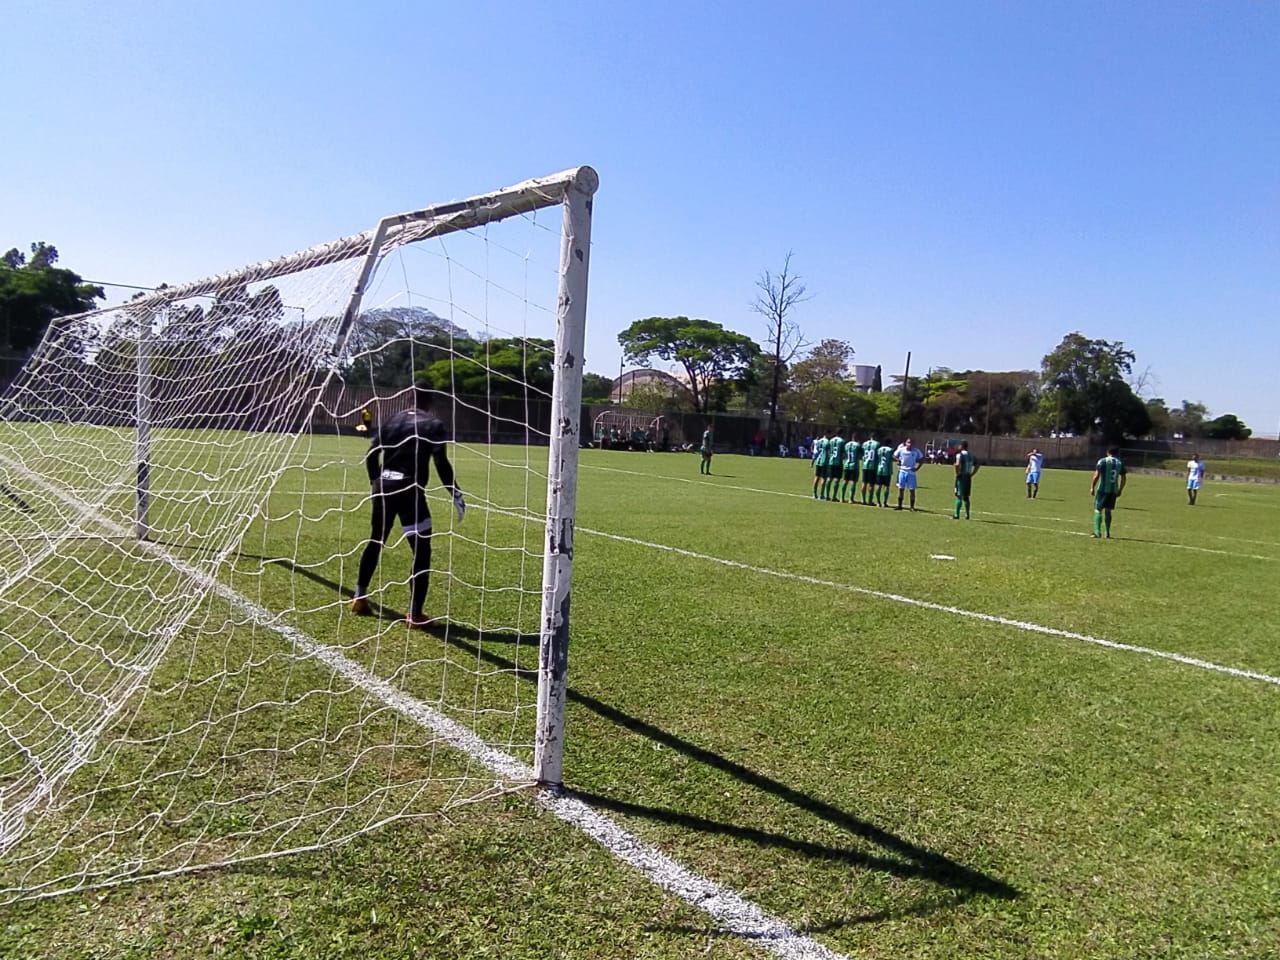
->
<box><xmin>897</xmin><ymin>351</ymin><xmax>911</xmax><ymax>423</ymax></box>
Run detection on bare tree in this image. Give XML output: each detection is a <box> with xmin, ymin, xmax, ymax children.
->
<box><xmin>751</xmin><ymin>251</ymin><xmax>812</xmax><ymax>443</ymax></box>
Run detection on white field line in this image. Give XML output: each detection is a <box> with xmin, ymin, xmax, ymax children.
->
<box><xmin>40</xmin><ymin>476</ymin><xmax>1280</xmax><ymax>561</ymax></box>
<box><xmin>577</xmin><ymin>525</ymin><xmax>1280</xmax><ymax>689</ymax></box>
<box><xmin>71</xmin><ymin>479</ymin><xmax>1280</xmax><ymax>557</ymax></box>
<box><xmin>1</xmin><ymin>485</ymin><xmax>846</xmax><ymax>957</ymax></box>
<box><xmin>582</xmin><ymin>465</ymin><xmax>1280</xmax><ymax>564</ymax></box>
<box><xmin>190</xmin><ymin>572</ymin><xmax>847</xmax><ymax>959</ymax></box>
<box><xmin>1214</xmin><ymin>491</ymin><xmax>1280</xmax><ymax>508</ymax></box>
<box><xmin>973</xmin><ymin>509</ymin><xmax>1280</xmax><ymax>561</ymax></box>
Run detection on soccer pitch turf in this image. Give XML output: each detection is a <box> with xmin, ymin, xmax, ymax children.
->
<box><xmin>1</xmin><ymin>436</ymin><xmax>1278</xmax><ymax>959</ymax></box>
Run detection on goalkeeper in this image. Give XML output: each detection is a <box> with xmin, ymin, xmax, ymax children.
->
<box><xmin>351</xmin><ymin>381</ymin><xmax>465</xmax><ymax>628</ymax></box>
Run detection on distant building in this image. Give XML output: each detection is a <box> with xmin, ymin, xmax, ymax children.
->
<box><xmin>611</xmin><ymin>368</ymin><xmax>693</xmax><ymax>403</ymax></box>
<box><xmin>851</xmin><ymin>364</ymin><xmax>878</xmax><ymax>391</ymax></box>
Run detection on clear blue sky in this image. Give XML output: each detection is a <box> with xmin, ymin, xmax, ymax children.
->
<box><xmin>5</xmin><ymin>1</ymin><xmax>1277</xmax><ymax>436</ymax></box>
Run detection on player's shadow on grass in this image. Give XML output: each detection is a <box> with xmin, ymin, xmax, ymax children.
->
<box><xmin>267</xmin><ymin>557</ymin><xmax>536</xmax><ymax>645</ymax></box>
<box><xmin>268</xmin><ymin>558</ymin><xmax>1019</xmax><ymax>921</ymax></box>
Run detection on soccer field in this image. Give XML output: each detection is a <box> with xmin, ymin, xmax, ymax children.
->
<box><xmin>2</xmin><ymin>438</ymin><xmax>1279</xmax><ymax>958</ymax></box>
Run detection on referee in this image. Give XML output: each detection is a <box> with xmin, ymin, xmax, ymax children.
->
<box><xmin>351</xmin><ymin>381</ymin><xmax>465</xmax><ymax>627</ymax></box>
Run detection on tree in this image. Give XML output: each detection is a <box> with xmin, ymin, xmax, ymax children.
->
<box><xmin>581</xmin><ymin>372</ymin><xmax>616</xmax><ymax>402</ymax></box>
<box><xmin>784</xmin><ymin>339</ymin><xmax>858</xmax><ymax>424</ymax></box>
<box><xmin>0</xmin><ymin>242</ymin><xmax>104</xmax><ymax>355</ymax></box>
<box><xmin>1093</xmin><ymin>378</ymin><xmax>1152</xmax><ymax>440</ymax></box>
<box><xmin>345</xmin><ymin>307</ymin><xmax>473</xmax><ymax>389</ymax></box>
<box><xmin>419</xmin><ymin>337</ymin><xmax>554</xmax><ymax>398</ymax></box>
<box><xmin>1204</xmin><ymin>413</ymin><xmax>1251</xmax><ymax>440</ymax></box>
<box><xmin>1039</xmin><ymin>333</ymin><xmax>1149</xmax><ymax>439</ymax></box>
<box><xmin>732</xmin><ymin>353</ymin><xmax>789</xmax><ymax>415</ymax></box>
<box><xmin>751</xmin><ymin>252</ymin><xmax>811</xmax><ymax>442</ymax></box>
<box><xmin>1169</xmin><ymin>400</ymin><xmax>1207</xmax><ymax>439</ymax></box>
<box><xmin>620</xmin><ymin>380</ymin><xmax>694</xmax><ymax>416</ymax></box>
<box><xmin>869</xmin><ymin>390</ymin><xmax>901</xmax><ymax>431</ymax></box>
<box><xmin>1144</xmin><ymin>398</ymin><xmax>1174</xmax><ymax>439</ymax></box>
<box><xmin>617</xmin><ymin>316</ymin><xmax>759</xmax><ymax>414</ymax></box>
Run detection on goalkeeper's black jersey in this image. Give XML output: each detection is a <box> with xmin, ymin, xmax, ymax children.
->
<box><xmin>367</xmin><ymin>408</ymin><xmax>454</xmax><ymax>490</ymax></box>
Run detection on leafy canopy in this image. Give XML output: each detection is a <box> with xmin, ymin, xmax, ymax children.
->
<box><xmin>1039</xmin><ymin>332</ymin><xmax>1150</xmax><ymax>439</ymax></box>
<box><xmin>618</xmin><ymin>316</ymin><xmax>759</xmax><ymax>414</ymax></box>
<box><xmin>419</xmin><ymin>337</ymin><xmax>554</xmax><ymax>398</ymax></box>
<box><xmin>0</xmin><ymin>243</ymin><xmax>103</xmax><ymax>354</ymax></box>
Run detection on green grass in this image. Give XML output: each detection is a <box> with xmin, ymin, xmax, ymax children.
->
<box><xmin>2</xmin><ymin>433</ymin><xmax>1279</xmax><ymax>958</ymax></box>
<box><xmin>1150</xmin><ymin>455</ymin><xmax>1280</xmax><ymax>481</ymax></box>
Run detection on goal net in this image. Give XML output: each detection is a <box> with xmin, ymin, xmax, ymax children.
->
<box><xmin>0</xmin><ymin>167</ymin><xmax>596</xmax><ymax>900</ymax></box>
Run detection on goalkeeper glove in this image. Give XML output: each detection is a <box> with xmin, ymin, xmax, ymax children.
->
<box><xmin>451</xmin><ymin>487</ymin><xmax>466</xmax><ymax>522</ymax></box>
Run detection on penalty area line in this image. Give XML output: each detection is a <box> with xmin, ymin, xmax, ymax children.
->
<box><xmin>201</xmin><ymin>583</ymin><xmax>847</xmax><ymax>960</ymax></box>
<box><xmin>0</xmin><ymin>457</ymin><xmax>846</xmax><ymax>956</ymax></box>
<box><xmin>578</xmin><ymin>526</ymin><xmax>1280</xmax><ymax>689</ymax></box>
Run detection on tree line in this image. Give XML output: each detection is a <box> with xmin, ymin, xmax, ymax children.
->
<box><xmin>2</xmin><ymin>241</ymin><xmax>1252</xmax><ymax>441</ymax></box>
<box><xmin>610</xmin><ymin>317</ymin><xmax>1251</xmax><ymax>441</ymax></box>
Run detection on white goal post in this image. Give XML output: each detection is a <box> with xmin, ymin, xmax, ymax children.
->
<box><xmin>0</xmin><ymin>166</ymin><xmax>597</xmax><ymax>899</ymax></box>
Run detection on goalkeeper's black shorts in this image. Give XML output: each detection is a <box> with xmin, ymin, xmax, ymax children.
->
<box><xmin>372</xmin><ymin>473</ymin><xmax>432</xmax><ymax>537</ymax></box>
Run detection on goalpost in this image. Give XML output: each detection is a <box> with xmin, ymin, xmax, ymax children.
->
<box><xmin>0</xmin><ymin>166</ymin><xmax>597</xmax><ymax>900</ymax></box>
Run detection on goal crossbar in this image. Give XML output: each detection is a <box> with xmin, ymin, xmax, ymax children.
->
<box><xmin>121</xmin><ymin>166</ymin><xmax>599</xmax><ymax>311</ymax></box>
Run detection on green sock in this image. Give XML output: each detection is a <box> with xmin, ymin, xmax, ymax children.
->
<box><xmin>1094</xmin><ymin>512</ymin><xmax>1102</xmax><ymax>536</ymax></box>
<box><xmin>954</xmin><ymin>497</ymin><xmax>961</xmax><ymax>517</ymax></box>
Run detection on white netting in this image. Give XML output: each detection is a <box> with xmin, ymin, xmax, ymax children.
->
<box><xmin>0</xmin><ymin>170</ymin><xmax>592</xmax><ymax>900</ymax></box>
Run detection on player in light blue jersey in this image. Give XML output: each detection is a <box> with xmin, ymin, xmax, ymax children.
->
<box><xmin>893</xmin><ymin>437</ymin><xmax>925</xmax><ymax>511</ymax></box>
<box><xmin>1186</xmin><ymin>453</ymin><xmax>1206</xmax><ymax>505</ymax></box>
<box><xmin>1026</xmin><ymin>448</ymin><xmax>1044</xmax><ymax>498</ymax></box>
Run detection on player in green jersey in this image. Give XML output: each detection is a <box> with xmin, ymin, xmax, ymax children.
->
<box><xmin>840</xmin><ymin>434</ymin><xmax>861</xmax><ymax>502</ymax></box>
<box><xmin>823</xmin><ymin>431</ymin><xmax>844</xmax><ymax>501</ymax></box>
<box><xmin>699</xmin><ymin>425</ymin><xmax>714</xmax><ymax>475</ymax></box>
<box><xmin>811</xmin><ymin>430</ymin><xmax>830</xmax><ymax>499</ymax></box>
<box><xmin>952</xmin><ymin>440</ymin><xmax>979</xmax><ymax>519</ymax></box>
<box><xmin>1089</xmin><ymin>446</ymin><xmax>1127</xmax><ymax>538</ymax></box>
<box><xmin>859</xmin><ymin>436</ymin><xmax>879</xmax><ymax>504</ymax></box>
<box><xmin>874</xmin><ymin>442</ymin><xmax>895</xmax><ymax>507</ymax></box>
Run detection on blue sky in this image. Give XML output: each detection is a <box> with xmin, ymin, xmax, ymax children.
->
<box><xmin>5</xmin><ymin>1</ymin><xmax>1278</xmax><ymax>436</ymax></box>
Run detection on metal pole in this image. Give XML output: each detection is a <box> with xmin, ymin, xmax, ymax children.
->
<box><xmin>897</xmin><ymin>351</ymin><xmax>911</xmax><ymax>424</ymax></box>
<box><xmin>533</xmin><ymin>167</ymin><xmax>598</xmax><ymax>787</ymax></box>
<box><xmin>135</xmin><ymin>308</ymin><xmax>155</xmax><ymax>540</ymax></box>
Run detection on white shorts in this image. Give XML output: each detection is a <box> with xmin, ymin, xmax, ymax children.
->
<box><xmin>896</xmin><ymin>471</ymin><xmax>918</xmax><ymax>491</ymax></box>
<box><xmin>1027</xmin><ymin>471</ymin><xmax>1040</xmax><ymax>483</ymax></box>
<box><xmin>1188</xmin><ymin>478</ymin><xmax>1201</xmax><ymax>491</ymax></box>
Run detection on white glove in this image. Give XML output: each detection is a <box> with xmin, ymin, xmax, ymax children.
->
<box><xmin>451</xmin><ymin>487</ymin><xmax>466</xmax><ymax>522</ymax></box>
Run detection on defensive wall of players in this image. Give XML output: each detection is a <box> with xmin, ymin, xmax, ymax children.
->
<box><xmin>327</xmin><ymin>384</ymin><xmax>1280</xmax><ymax>469</ymax></box>
<box><xmin>7</xmin><ymin>364</ymin><xmax>1272</xmax><ymax>469</ymax></box>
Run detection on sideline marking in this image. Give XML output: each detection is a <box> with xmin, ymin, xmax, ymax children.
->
<box><xmin>224</xmin><ymin>594</ymin><xmax>846</xmax><ymax>960</ymax></box>
<box><xmin>0</xmin><ymin>462</ymin><xmax>845</xmax><ymax>959</ymax></box>
<box><xmin>579</xmin><ymin>526</ymin><xmax>1280</xmax><ymax>689</ymax></box>
<box><xmin>582</xmin><ymin>465</ymin><xmax>1279</xmax><ymax>564</ymax></box>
